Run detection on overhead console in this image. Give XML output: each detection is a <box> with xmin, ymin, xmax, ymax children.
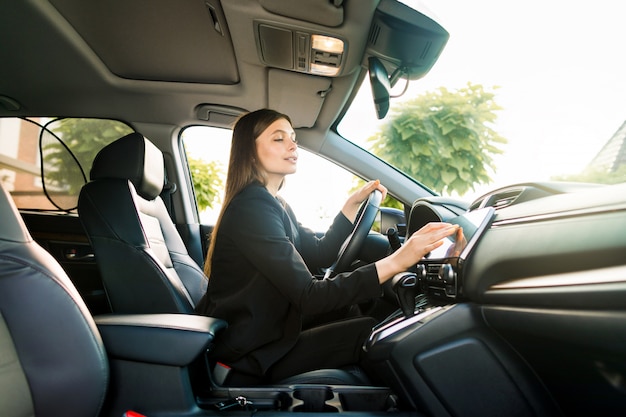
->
<box><xmin>254</xmin><ymin>0</ymin><xmax>449</xmax><ymax>80</ymax></box>
<box><xmin>254</xmin><ymin>0</ymin><xmax>378</xmax><ymax>78</ymax></box>
<box><xmin>256</xmin><ymin>22</ymin><xmax>347</xmax><ymax>77</ymax></box>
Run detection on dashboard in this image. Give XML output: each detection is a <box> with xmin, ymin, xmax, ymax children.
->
<box><xmin>363</xmin><ymin>181</ymin><xmax>626</xmax><ymax>416</ymax></box>
<box><xmin>404</xmin><ymin>181</ymin><xmax>626</xmax><ymax>307</ymax></box>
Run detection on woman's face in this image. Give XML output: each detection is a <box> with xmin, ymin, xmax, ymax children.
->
<box><xmin>255</xmin><ymin>118</ymin><xmax>298</xmax><ymax>181</ymax></box>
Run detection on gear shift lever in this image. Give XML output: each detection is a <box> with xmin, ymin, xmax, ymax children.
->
<box><xmin>392</xmin><ymin>272</ymin><xmax>417</xmax><ymax>318</ymax></box>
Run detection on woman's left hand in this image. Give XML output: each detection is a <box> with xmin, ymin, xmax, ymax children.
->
<box><xmin>341</xmin><ymin>180</ymin><xmax>388</xmax><ymax>223</ymax></box>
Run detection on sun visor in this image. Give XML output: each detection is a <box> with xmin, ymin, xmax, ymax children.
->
<box><xmin>49</xmin><ymin>0</ymin><xmax>239</xmax><ymax>84</ymax></box>
<box><xmin>268</xmin><ymin>70</ymin><xmax>331</xmax><ymax>128</ymax></box>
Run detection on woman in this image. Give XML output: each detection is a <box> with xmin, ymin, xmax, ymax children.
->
<box><xmin>196</xmin><ymin>109</ymin><xmax>459</xmax><ymax>385</ymax></box>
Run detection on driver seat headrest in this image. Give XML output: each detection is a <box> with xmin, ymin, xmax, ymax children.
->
<box><xmin>90</xmin><ymin>132</ymin><xmax>164</xmax><ymax>200</ymax></box>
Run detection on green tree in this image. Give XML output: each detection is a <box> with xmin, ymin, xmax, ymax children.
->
<box><xmin>368</xmin><ymin>82</ymin><xmax>507</xmax><ymax>196</ymax></box>
<box><xmin>40</xmin><ymin>118</ymin><xmax>134</xmax><ymax>210</ymax></box>
<box><xmin>350</xmin><ymin>178</ymin><xmax>403</xmax><ymax>210</ymax></box>
<box><xmin>43</xmin><ymin>118</ymin><xmax>134</xmax><ymax>194</ymax></box>
<box><xmin>187</xmin><ymin>155</ymin><xmax>223</xmax><ymax>211</ymax></box>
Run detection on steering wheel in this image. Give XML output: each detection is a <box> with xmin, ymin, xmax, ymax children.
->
<box><xmin>324</xmin><ymin>189</ymin><xmax>383</xmax><ymax>278</ymax></box>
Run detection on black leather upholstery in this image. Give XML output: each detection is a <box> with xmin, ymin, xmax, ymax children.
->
<box><xmin>0</xmin><ymin>183</ymin><xmax>108</xmax><ymax>417</ymax></box>
<box><xmin>78</xmin><ymin>133</ymin><xmax>207</xmax><ymax>314</ymax></box>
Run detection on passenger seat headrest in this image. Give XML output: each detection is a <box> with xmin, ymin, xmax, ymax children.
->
<box><xmin>90</xmin><ymin>132</ymin><xmax>165</xmax><ymax>200</ymax></box>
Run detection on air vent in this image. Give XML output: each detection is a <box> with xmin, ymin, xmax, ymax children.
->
<box><xmin>491</xmin><ymin>190</ymin><xmax>522</xmax><ymax>208</ymax></box>
<box><xmin>471</xmin><ymin>188</ymin><xmax>524</xmax><ymax>210</ymax></box>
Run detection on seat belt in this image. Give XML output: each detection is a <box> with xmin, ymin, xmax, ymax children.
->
<box><xmin>161</xmin><ymin>181</ymin><xmax>177</xmax><ymax>218</ymax></box>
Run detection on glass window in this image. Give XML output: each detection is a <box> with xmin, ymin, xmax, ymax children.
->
<box><xmin>182</xmin><ymin>125</ymin><xmax>359</xmax><ymax>231</ymax></box>
<box><xmin>0</xmin><ymin>117</ymin><xmax>133</xmax><ymax>211</ymax></box>
<box><xmin>339</xmin><ymin>0</ymin><xmax>626</xmax><ymax>201</ymax></box>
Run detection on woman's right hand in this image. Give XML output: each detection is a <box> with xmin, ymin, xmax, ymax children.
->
<box><xmin>341</xmin><ymin>180</ymin><xmax>387</xmax><ymax>223</ymax></box>
<box><xmin>374</xmin><ymin>222</ymin><xmax>460</xmax><ymax>284</ymax></box>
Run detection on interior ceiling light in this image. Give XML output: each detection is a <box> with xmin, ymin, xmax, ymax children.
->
<box><xmin>256</xmin><ymin>23</ymin><xmax>345</xmax><ymax>77</ymax></box>
<box><xmin>311</xmin><ymin>34</ymin><xmax>344</xmax><ymax>54</ymax></box>
<box><xmin>310</xmin><ymin>34</ymin><xmax>344</xmax><ymax>76</ymax></box>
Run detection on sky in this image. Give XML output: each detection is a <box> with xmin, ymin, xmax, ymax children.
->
<box><xmin>188</xmin><ymin>0</ymin><xmax>626</xmax><ymax>229</ymax></box>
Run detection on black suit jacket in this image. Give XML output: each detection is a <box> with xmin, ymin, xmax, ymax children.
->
<box><xmin>197</xmin><ymin>182</ymin><xmax>381</xmax><ymax>376</ymax></box>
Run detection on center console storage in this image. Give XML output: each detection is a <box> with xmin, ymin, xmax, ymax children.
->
<box><xmin>365</xmin><ymin>303</ymin><xmax>561</xmax><ymax>417</ymax></box>
<box><xmin>95</xmin><ymin>314</ymin><xmax>228</xmax><ymax>416</ymax></box>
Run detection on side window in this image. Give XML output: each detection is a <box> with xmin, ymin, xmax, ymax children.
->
<box><xmin>0</xmin><ymin>118</ymin><xmax>48</xmax><ymax>209</ymax></box>
<box><xmin>182</xmin><ymin>125</ymin><xmax>359</xmax><ymax>231</ymax></box>
<box><xmin>0</xmin><ymin>117</ymin><xmax>133</xmax><ymax>211</ymax></box>
<box><xmin>182</xmin><ymin>126</ymin><xmax>232</xmax><ymax>224</ymax></box>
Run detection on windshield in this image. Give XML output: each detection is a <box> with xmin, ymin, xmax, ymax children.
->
<box><xmin>339</xmin><ymin>0</ymin><xmax>626</xmax><ymax>201</ymax></box>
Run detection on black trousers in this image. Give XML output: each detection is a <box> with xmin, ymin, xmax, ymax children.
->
<box><xmin>266</xmin><ymin>315</ymin><xmax>378</xmax><ymax>383</ymax></box>
<box><xmin>225</xmin><ymin>312</ymin><xmax>378</xmax><ymax>387</ymax></box>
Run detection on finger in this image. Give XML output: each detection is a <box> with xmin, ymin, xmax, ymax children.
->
<box><xmin>425</xmin><ymin>240</ymin><xmax>444</xmax><ymax>252</ymax></box>
<box><xmin>421</xmin><ymin>225</ymin><xmax>458</xmax><ymax>245</ymax></box>
<box><xmin>365</xmin><ymin>179</ymin><xmax>387</xmax><ymax>200</ymax></box>
<box><xmin>367</xmin><ymin>179</ymin><xmax>380</xmax><ymax>192</ymax></box>
<box><xmin>376</xmin><ymin>183</ymin><xmax>388</xmax><ymax>200</ymax></box>
<box><xmin>417</xmin><ymin>222</ymin><xmax>456</xmax><ymax>233</ymax></box>
<box><xmin>437</xmin><ymin>225</ymin><xmax>460</xmax><ymax>239</ymax></box>
<box><xmin>433</xmin><ymin>240</ymin><xmax>445</xmax><ymax>248</ymax></box>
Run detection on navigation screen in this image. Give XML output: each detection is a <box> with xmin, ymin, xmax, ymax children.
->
<box><xmin>426</xmin><ymin>207</ymin><xmax>495</xmax><ymax>260</ymax></box>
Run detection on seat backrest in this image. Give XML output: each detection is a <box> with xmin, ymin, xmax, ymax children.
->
<box><xmin>78</xmin><ymin>133</ymin><xmax>208</xmax><ymax>314</ymax></box>
<box><xmin>0</xmin><ymin>182</ymin><xmax>108</xmax><ymax>417</ymax></box>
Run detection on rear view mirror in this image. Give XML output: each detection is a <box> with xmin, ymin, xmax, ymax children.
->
<box><xmin>368</xmin><ymin>57</ymin><xmax>391</xmax><ymax>119</ymax></box>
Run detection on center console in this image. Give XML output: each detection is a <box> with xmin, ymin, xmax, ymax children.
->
<box><xmin>363</xmin><ymin>207</ymin><xmax>559</xmax><ymax>417</ymax></box>
<box><xmin>417</xmin><ymin>207</ymin><xmax>494</xmax><ymax>301</ymax></box>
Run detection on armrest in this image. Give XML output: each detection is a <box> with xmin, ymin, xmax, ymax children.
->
<box><xmin>95</xmin><ymin>314</ymin><xmax>227</xmax><ymax>366</ymax></box>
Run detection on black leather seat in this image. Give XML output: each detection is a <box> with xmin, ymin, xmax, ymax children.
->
<box><xmin>0</xmin><ymin>182</ymin><xmax>108</xmax><ymax>417</ymax></box>
<box><xmin>0</xmin><ymin>181</ymin><xmax>229</xmax><ymax>416</ymax></box>
<box><xmin>78</xmin><ymin>132</ymin><xmax>207</xmax><ymax>314</ymax></box>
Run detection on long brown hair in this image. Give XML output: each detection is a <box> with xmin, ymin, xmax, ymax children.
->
<box><xmin>203</xmin><ymin>108</ymin><xmax>292</xmax><ymax>277</ymax></box>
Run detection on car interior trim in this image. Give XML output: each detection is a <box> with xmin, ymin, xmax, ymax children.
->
<box><xmin>489</xmin><ymin>264</ymin><xmax>626</xmax><ymax>290</ymax></box>
<box><xmin>492</xmin><ymin>202</ymin><xmax>626</xmax><ymax>228</ymax></box>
